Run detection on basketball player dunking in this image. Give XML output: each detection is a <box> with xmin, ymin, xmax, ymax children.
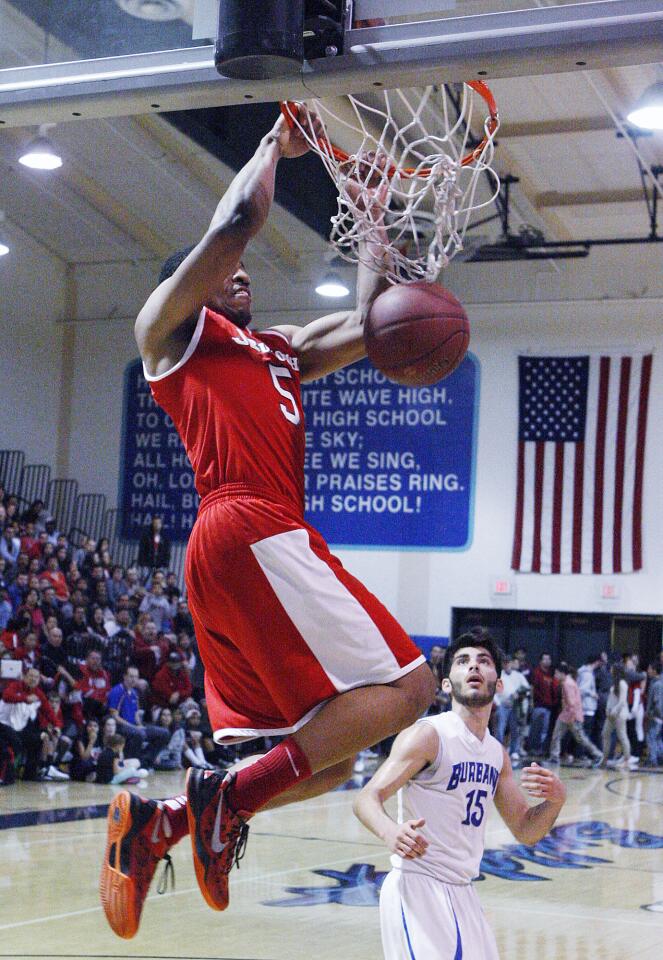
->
<box><xmin>100</xmin><ymin>112</ymin><xmax>435</xmax><ymax>937</ymax></box>
<box><xmin>354</xmin><ymin>628</ymin><xmax>567</xmax><ymax>960</ymax></box>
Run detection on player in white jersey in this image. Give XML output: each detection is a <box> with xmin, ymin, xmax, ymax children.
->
<box><xmin>354</xmin><ymin>627</ymin><xmax>567</xmax><ymax>959</ymax></box>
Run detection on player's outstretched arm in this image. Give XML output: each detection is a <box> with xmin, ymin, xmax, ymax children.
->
<box><xmin>135</xmin><ymin>113</ymin><xmax>311</xmax><ymax>374</ymax></box>
<box><xmin>494</xmin><ymin>752</ymin><xmax>566</xmax><ymax>846</ymax></box>
<box><xmin>352</xmin><ymin>722</ymin><xmax>438</xmax><ymax>859</ymax></box>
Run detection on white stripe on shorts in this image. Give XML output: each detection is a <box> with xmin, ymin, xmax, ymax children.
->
<box><xmin>250</xmin><ymin>528</ymin><xmax>410</xmax><ymax>691</ymax></box>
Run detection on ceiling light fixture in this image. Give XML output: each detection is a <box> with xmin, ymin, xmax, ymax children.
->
<box><xmin>315</xmin><ymin>270</ymin><xmax>350</xmax><ymax>298</ymax></box>
<box><xmin>627</xmin><ymin>81</ymin><xmax>663</xmax><ymax>131</ymax></box>
<box><xmin>18</xmin><ymin>124</ymin><xmax>63</xmax><ymax>170</ymax></box>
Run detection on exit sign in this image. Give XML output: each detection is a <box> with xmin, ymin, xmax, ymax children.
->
<box><xmin>493</xmin><ymin>579</ymin><xmax>512</xmax><ymax>596</ymax></box>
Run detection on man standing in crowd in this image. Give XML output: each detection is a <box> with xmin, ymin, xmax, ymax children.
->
<box><xmin>549</xmin><ymin>663</ymin><xmax>603</xmax><ymax>766</ymax></box>
<box><xmin>645</xmin><ymin>661</ymin><xmax>663</xmax><ymax>766</ymax></box>
<box><xmin>577</xmin><ymin>654</ymin><xmax>601</xmax><ymax>745</ymax></box>
<box><xmin>494</xmin><ymin>654</ymin><xmax>530</xmax><ymax>761</ymax></box>
<box><xmin>528</xmin><ymin>653</ymin><xmax>559</xmax><ymax>756</ymax></box>
<box><xmin>137</xmin><ymin>517</ymin><xmax>171</xmax><ymax>574</ymax></box>
<box><xmin>353</xmin><ymin>629</ymin><xmax>566</xmax><ymax>960</ymax></box>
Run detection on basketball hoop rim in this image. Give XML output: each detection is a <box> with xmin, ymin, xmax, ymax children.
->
<box><xmin>280</xmin><ymin>80</ymin><xmax>498</xmax><ymax>175</ymax></box>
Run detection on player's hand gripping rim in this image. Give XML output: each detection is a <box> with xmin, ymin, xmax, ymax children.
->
<box><xmin>520</xmin><ymin>762</ymin><xmax>566</xmax><ymax>803</ymax></box>
<box><xmin>388</xmin><ymin>817</ymin><xmax>429</xmax><ymax>859</ymax></box>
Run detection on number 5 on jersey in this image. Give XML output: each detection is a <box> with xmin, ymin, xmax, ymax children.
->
<box><xmin>269</xmin><ymin>364</ymin><xmax>300</xmax><ymax>425</ymax></box>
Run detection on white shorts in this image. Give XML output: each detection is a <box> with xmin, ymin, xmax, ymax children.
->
<box><xmin>380</xmin><ymin>869</ymin><xmax>499</xmax><ymax>960</ymax></box>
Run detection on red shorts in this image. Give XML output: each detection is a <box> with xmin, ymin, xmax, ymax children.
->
<box><xmin>185</xmin><ymin>484</ymin><xmax>425</xmax><ymax>743</ymax></box>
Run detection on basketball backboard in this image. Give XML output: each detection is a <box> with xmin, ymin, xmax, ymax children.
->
<box><xmin>1</xmin><ymin>1</ymin><xmax>662</xmax><ymax>127</ymax></box>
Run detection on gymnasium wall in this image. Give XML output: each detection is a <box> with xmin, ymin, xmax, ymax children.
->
<box><xmin>3</xmin><ymin>247</ymin><xmax>661</xmax><ymax>641</ymax></box>
<box><xmin>0</xmin><ymin>243</ymin><xmax>65</xmax><ymax>468</ymax></box>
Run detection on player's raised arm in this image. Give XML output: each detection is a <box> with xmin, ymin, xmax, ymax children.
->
<box><xmin>352</xmin><ymin>722</ymin><xmax>438</xmax><ymax>859</ymax></box>
<box><xmin>135</xmin><ymin>112</ymin><xmax>311</xmax><ymax>375</ymax></box>
<box><xmin>493</xmin><ymin>752</ymin><xmax>566</xmax><ymax>846</ymax></box>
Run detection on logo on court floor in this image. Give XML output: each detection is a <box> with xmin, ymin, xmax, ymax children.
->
<box><xmin>263</xmin><ymin>820</ymin><xmax>663</xmax><ymax>906</ymax></box>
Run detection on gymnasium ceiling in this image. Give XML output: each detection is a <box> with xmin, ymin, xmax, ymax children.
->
<box><xmin>0</xmin><ymin>0</ymin><xmax>662</xmax><ymax>327</ymax></box>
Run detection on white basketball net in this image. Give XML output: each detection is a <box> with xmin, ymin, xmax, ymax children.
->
<box><xmin>282</xmin><ymin>83</ymin><xmax>500</xmax><ymax>284</ymax></box>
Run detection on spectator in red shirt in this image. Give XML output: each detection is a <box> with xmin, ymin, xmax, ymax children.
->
<box><xmin>41</xmin><ymin>557</ymin><xmax>70</xmax><ymax>602</ymax></box>
<box><xmin>20</xmin><ymin>522</ymin><xmax>40</xmax><ymax>558</ymax></box>
<box><xmin>528</xmin><ymin>652</ymin><xmax>560</xmax><ymax>756</ymax></box>
<box><xmin>72</xmin><ymin>649</ymin><xmax>111</xmax><ymax>725</ymax></box>
<box><xmin>17</xmin><ymin>589</ymin><xmax>45</xmax><ymax>636</ymax></box>
<box><xmin>151</xmin><ymin>651</ymin><xmax>193</xmax><ymax>711</ymax></box>
<box><xmin>1</xmin><ymin>667</ymin><xmax>58</xmax><ymax>779</ymax></box>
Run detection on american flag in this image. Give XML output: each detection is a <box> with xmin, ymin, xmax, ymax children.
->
<box><xmin>511</xmin><ymin>354</ymin><xmax>652</xmax><ymax>575</ymax></box>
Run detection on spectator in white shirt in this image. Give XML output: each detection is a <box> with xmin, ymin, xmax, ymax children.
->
<box><xmin>494</xmin><ymin>655</ymin><xmax>530</xmax><ymax>760</ymax></box>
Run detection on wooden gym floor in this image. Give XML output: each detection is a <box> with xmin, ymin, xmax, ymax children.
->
<box><xmin>1</xmin><ymin>764</ymin><xmax>662</xmax><ymax>960</ymax></box>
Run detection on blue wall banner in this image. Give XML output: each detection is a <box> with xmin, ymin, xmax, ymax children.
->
<box><xmin>119</xmin><ymin>359</ymin><xmax>197</xmax><ymax>543</ymax></box>
<box><xmin>302</xmin><ymin>355</ymin><xmax>479</xmax><ymax>549</ymax></box>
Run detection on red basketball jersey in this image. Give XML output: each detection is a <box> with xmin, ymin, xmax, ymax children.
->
<box><xmin>146</xmin><ymin>307</ymin><xmax>305</xmax><ymax>512</ymax></box>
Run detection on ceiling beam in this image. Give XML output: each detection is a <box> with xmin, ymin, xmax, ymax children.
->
<box><xmin>537</xmin><ymin>188</ymin><xmax>644</xmax><ymax>208</ymax></box>
<box><xmin>133</xmin><ymin>114</ymin><xmax>302</xmax><ymax>270</ymax></box>
<box><xmin>497</xmin><ymin>116</ymin><xmax>616</xmax><ymax>139</ymax></box>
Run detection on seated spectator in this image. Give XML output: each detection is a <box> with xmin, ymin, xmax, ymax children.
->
<box><xmin>40</xmin><ymin>585</ymin><xmax>61</xmax><ymax>626</ymax></box>
<box><xmin>107</xmin><ymin>665</ymin><xmax>169</xmax><ymax>764</ymax></box>
<box><xmin>0</xmin><ymin>666</ymin><xmax>59</xmax><ymax>780</ymax></box>
<box><xmin>107</xmin><ymin>565</ymin><xmax>128</xmax><ymax>609</ymax></box>
<box><xmin>40</xmin><ymin>625</ymin><xmax>77</xmax><ymax>695</ymax></box>
<box><xmin>40</xmin><ymin>557</ymin><xmax>70</xmax><ymax>602</ymax></box>
<box><xmin>73</xmin><ymin>537</ymin><xmax>96</xmax><ymax>573</ymax></box>
<box><xmin>0</xmin><ymin>589</ymin><xmax>12</xmax><ymax>631</ymax></box>
<box><xmin>0</xmin><ymin>557</ymin><xmax>8</xmax><ymax>591</ymax></box>
<box><xmin>153</xmin><ymin>707</ymin><xmax>186</xmax><ymax>771</ymax></box>
<box><xmin>125</xmin><ymin>567</ymin><xmax>141</xmax><ymax>598</ymax></box>
<box><xmin>22</xmin><ymin>499</ymin><xmax>49</xmax><ymax>530</ymax></box>
<box><xmin>63</xmin><ymin>603</ymin><xmax>88</xmax><ymax>640</ymax></box>
<box><xmin>20</xmin><ymin>522</ymin><xmax>40</xmax><ymax>558</ymax></box>
<box><xmin>88</xmin><ymin>605</ymin><xmax>110</xmax><ymax>645</ymax></box>
<box><xmin>165</xmin><ymin>571</ymin><xmax>181</xmax><ymax>604</ymax></box>
<box><xmin>139</xmin><ymin>581</ymin><xmax>173</xmax><ymax>633</ymax></box>
<box><xmin>102</xmin><ymin>612</ymin><xmax>134</xmax><ymax>684</ymax></box>
<box><xmin>70</xmin><ymin>718</ymin><xmax>102</xmax><ymax>782</ymax></box>
<box><xmin>18</xmin><ymin>631</ymin><xmax>40</xmax><ymax>672</ymax></box>
<box><xmin>8</xmin><ymin>572</ymin><xmax>29</xmax><ymax>612</ymax></box>
<box><xmin>172</xmin><ymin>598</ymin><xmax>194</xmax><ymax>635</ymax></box>
<box><xmin>0</xmin><ymin>524</ymin><xmax>21</xmax><ymax>570</ymax></box>
<box><xmin>45</xmin><ymin>518</ymin><xmax>62</xmax><ymax>545</ymax></box>
<box><xmin>151</xmin><ymin>651</ymin><xmax>193</xmax><ymax>712</ymax></box>
<box><xmin>17</xmin><ymin>589</ymin><xmax>45</xmax><ymax>636</ymax></box>
<box><xmin>39</xmin><ymin>690</ymin><xmax>70</xmax><ymax>780</ymax></box>
<box><xmin>71</xmin><ymin>649</ymin><xmax>111</xmax><ymax>725</ymax></box>
<box><xmin>96</xmin><ymin>733</ymin><xmax>148</xmax><ymax>786</ymax></box>
<box><xmin>133</xmin><ymin>618</ymin><xmax>165</xmax><ymax>678</ymax></box>
<box><xmin>183</xmin><ymin>705</ymin><xmax>216</xmax><ymax>769</ymax></box>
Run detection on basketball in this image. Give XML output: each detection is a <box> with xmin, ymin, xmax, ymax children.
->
<box><xmin>364</xmin><ymin>281</ymin><xmax>470</xmax><ymax>386</ymax></box>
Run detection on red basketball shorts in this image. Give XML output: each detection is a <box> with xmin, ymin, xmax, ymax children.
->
<box><xmin>185</xmin><ymin>485</ymin><xmax>425</xmax><ymax>743</ymax></box>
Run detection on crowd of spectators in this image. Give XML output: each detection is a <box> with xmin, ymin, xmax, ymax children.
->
<box><xmin>426</xmin><ymin>644</ymin><xmax>663</xmax><ymax>770</ymax></box>
<box><xmin>0</xmin><ymin>493</ymin><xmax>227</xmax><ymax>787</ymax></box>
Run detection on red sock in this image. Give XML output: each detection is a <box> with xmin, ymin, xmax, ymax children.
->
<box><xmin>162</xmin><ymin>793</ymin><xmax>189</xmax><ymax>844</ymax></box>
<box><xmin>228</xmin><ymin>737</ymin><xmax>312</xmax><ymax>816</ymax></box>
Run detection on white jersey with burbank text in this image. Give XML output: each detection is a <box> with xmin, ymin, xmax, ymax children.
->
<box><xmin>393</xmin><ymin>711</ymin><xmax>504</xmax><ymax>884</ymax></box>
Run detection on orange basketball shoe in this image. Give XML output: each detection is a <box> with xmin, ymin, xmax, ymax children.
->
<box><xmin>100</xmin><ymin>791</ymin><xmax>176</xmax><ymax>938</ymax></box>
<box><xmin>186</xmin><ymin>768</ymin><xmax>250</xmax><ymax>911</ymax></box>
